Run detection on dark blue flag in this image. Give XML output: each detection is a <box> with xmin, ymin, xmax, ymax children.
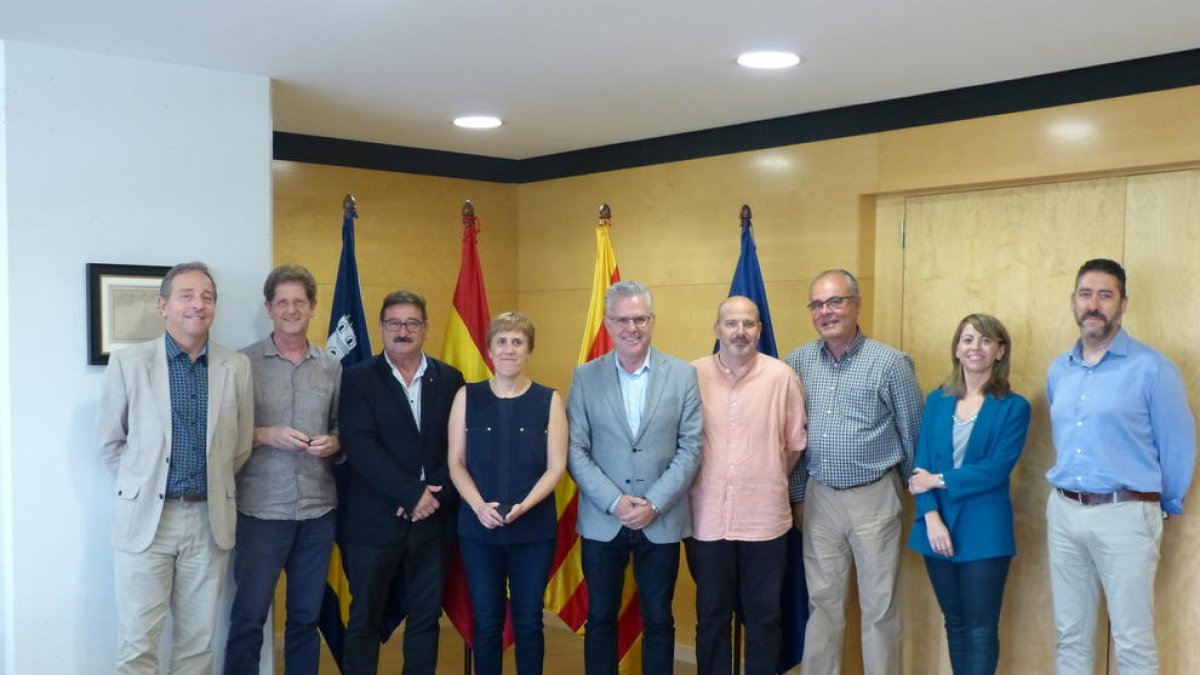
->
<box><xmin>716</xmin><ymin>208</ymin><xmax>779</xmax><ymax>357</ymax></box>
<box><xmin>326</xmin><ymin>206</ymin><xmax>373</xmax><ymax>366</ymax></box>
<box><xmin>318</xmin><ymin>200</ymin><xmax>374</xmax><ymax>671</ymax></box>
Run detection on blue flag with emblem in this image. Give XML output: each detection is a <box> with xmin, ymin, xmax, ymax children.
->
<box><xmin>318</xmin><ymin>197</ymin><xmax>374</xmax><ymax>670</ymax></box>
<box><xmin>326</xmin><ymin>201</ymin><xmax>373</xmax><ymax>366</ymax></box>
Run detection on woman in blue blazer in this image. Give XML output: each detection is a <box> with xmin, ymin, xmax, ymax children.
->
<box><xmin>907</xmin><ymin>314</ymin><xmax>1031</xmax><ymax>675</ymax></box>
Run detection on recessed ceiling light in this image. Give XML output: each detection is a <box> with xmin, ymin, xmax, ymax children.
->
<box><xmin>736</xmin><ymin>51</ymin><xmax>802</xmax><ymax>70</ymax></box>
<box><xmin>453</xmin><ymin>116</ymin><xmax>503</xmax><ymax>129</ymax></box>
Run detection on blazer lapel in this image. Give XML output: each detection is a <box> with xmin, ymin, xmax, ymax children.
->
<box><xmin>150</xmin><ymin>338</ymin><xmax>173</xmax><ymax>449</ymax></box>
<box><xmin>633</xmin><ymin>349</ymin><xmax>667</xmax><ymax>445</ymax></box>
<box><xmin>963</xmin><ymin>395</ymin><xmax>998</xmax><ymax>464</ymax></box>
<box><xmin>206</xmin><ymin>346</ymin><xmax>227</xmax><ymax>455</ymax></box>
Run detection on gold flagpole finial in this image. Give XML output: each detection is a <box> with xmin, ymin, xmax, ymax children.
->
<box><xmin>741</xmin><ymin>204</ymin><xmax>752</xmax><ymax>220</ymax></box>
<box><xmin>343</xmin><ymin>194</ymin><xmax>357</xmax><ymax>218</ymax></box>
<box><xmin>598</xmin><ymin>203</ymin><xmax>612</xmax><ymax>227</ymax></box>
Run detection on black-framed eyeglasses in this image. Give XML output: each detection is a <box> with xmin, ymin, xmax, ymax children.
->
<box><xmin>383</xmin><ymin>318</ymin><xmax>426</xmax><ymax>332</ymax></box>
<box><xmin>606</xmin><ymin>314</ymin><xmax>653</xmax><ymax>328</ymax></box>
<box><xmin>806</xmin><ymin>296</ymin><xmax>856</xmax><ymax>313</ymax></box>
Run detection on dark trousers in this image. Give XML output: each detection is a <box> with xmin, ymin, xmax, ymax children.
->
<box><xmin>581</xmin><ymin>528</ymin><xmax>681</xmax><ymax>675</ymax></box>
<box><xmin>343</xmin><ymin>527</ymin><xmax>447</xmax><ymax>675</ymax></box>
<box><xmin>684</xmin><ymin>535</ymin><xmax>788</xmax><ymax>675</ymax></box>
<box><xmin>224</xmin><ymin>511</ymin><xmax>335</xmax><ymax>675</ymax></box>
<box><xmin>924</xmin><ymin>555</ymin><xmax>1012</xmax><ymax>675</ymax></box>
<box><xmin>459</xmin><ymin>537</ymin><xmax>556</xmax><ymax>675</ymax></box>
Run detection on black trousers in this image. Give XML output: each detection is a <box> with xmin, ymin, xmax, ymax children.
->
<box><xmin>342</xmin><ymin>527</ymin><xmax>447</xmax><ymax>675</ymax></box>
<box><xmin>685</xmin><ymin>535</ymin><xmax>788</xmax><ymax>675</ymax></box>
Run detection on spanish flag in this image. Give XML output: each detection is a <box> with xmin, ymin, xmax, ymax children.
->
<box><xmin>439</xmin><ymin>202</ymin><xmax>518</xmax><ymax>649</ymax></box>
<box><xmin>546</xmin><ymin>213</ymin><xmax>646</xmax><ymax>674</ymax></box>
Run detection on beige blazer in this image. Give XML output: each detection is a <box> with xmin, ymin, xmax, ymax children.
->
<box><xmin>97</xmin><ymin>335</ymin><xmax>253</xmax><ymax>552</ymax></box>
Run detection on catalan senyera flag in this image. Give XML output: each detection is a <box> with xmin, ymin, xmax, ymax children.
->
<box><xmin>438</xmin><ymin>204</ymin><xmax>517</xmax><ymax>649</ymax></box>
<box><xmin>319</xmin><ymin>198</ymin><xmax>374</xmax><ymax>671</ymax></box>
<box><xmin>546</xmin><ymin>218</ymin><xmax>645</xmax><ymax>674</ymax></box>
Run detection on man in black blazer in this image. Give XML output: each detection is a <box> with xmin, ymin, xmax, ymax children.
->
<box><xmin>338</xmin><ymin>290</ymin><xmax>465</xmax><ymax>675</ymax></box>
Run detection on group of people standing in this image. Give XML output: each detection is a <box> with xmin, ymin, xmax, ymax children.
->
<box><xmin>97</xmin><ymin>257</ymin><xmax>1193</xmax><ymax>675</ymax></box>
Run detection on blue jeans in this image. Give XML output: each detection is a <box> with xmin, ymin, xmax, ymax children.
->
<box><xmin>923</xmin><ymin>555</ymin><xmax>1011</xmax><ymax>675</ymax></box>
<box><xmin>459</xmin><ymin>537</ymin><xmax>556</xmax><ymax>675</ymax></box>
<box><xmin>581</xmin><ymin>528</ymin><xmax>681</xmax><ymax>675</ymax></box>
<box><xmin>224</xmin><ymin>511</ymin><xmax>335</xmax><ymax>675</ymax></box>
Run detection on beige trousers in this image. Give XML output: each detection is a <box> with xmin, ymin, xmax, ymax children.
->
<box><xmin>113</xmin><ymin>500</ymin><xmax>230</xmax><ymax>675</ymax></box>
<box><xmin>1047</xmin><ymin>490</ymin><xmax>1162</xmax><ymax>675</ymax></box>
<box><xmin>801</xmin><ymin>474</ymin><xmax>903</xmax><ymax>675</ymax></box>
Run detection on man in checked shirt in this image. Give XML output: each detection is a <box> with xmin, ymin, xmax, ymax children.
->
<box><xmin>784</xmin><ymin>268</ymin><xmax>922</xmax><ymax>675</ymax></box>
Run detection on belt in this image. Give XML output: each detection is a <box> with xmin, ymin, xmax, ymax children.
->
<box><xmin>166</xmin><ymin>494</ymin><xmax>207</xmax><ymax>503</ymax></box>
<box><xmin>830</xmin><ymin>472</ymin><xmax>890</xmax><ymax>491</ymax></box>
<box><xmin>1056</xmin><ymin>487</ymin><xmax>1159</xmax><ymax>506</ymax></box>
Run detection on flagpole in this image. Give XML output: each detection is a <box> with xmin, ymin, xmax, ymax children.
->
<box><xmin>461</xmin><ymin>198</ymin><xmax>475</xmax><ymax>675</ymax></box>
<box><xmin>732</xmin><ymin>204</ymin><xmax>746</xmax><ymax>675</ymax></box>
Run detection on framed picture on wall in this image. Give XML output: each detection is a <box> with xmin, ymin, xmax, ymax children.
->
<box><xmin>87</xmin><ymin>263</ymin><xmax>170</xmax><ymax>366</ymax></box>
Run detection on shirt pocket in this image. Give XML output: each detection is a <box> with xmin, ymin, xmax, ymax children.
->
<box><xmin>840</xmin><ymin>387</ymin><xmax>884</xmax><ymax>425</ymax></box>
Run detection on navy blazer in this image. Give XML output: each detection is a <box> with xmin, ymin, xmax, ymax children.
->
<box><xmin>907</xmin><ymin>388</ymin><xmax>1031</xmax><ymax>562</ymax></box>
<box><xmin>338</xmin><ymin>353</ymin><xmax>465</xmax><ymax>546</ymax></box>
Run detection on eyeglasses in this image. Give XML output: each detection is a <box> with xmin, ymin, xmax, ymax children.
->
<box><xmin>383</xmin><ymin>318</ymin><xmax>426</xmax><ymax>332</ymax></box>
<box><xmin>806</xmin><ymin>295</ymin><xmax>856</xmax><ymax>313</ymax></box>
<box><xmin>606</xmin><ymin>314</ymin><xmax>654</xmax><ymax>328</ymax></box>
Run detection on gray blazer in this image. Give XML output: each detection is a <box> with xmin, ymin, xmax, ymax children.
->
<box><xmin>567</xmin><ymin>348</ymin><xmax>703</xmax><ymax>544</ymax></box>
<box><xmin>97</xmin><ymin>336</ymin><xmax>254</xmax><ymax>552</ymax></box>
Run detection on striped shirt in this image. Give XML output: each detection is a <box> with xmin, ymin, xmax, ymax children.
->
<box><xmin>784</xmin><ymin>333</ymin><xmax>922</xmax><ymax>501</ymax></box>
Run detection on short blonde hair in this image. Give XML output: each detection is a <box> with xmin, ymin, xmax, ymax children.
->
<box><xmin>486</xmin><ymin>311</ymin><xmax>535</xmax><ymax>351</ymax></box>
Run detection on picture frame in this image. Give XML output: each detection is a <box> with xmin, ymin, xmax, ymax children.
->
<box><xmin>87</xmin><ymin>263</ymin><xmax>171</xmax><ymax>365</ymax></box>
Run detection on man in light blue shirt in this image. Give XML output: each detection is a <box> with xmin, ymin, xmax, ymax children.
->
<box><xmin>1046</xmin><ymin>258</ymin><xmax>1195</xmax><ymax>675</ymax></box>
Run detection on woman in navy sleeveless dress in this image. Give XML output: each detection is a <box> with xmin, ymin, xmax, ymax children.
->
<box><xmin>448</xmin><ymin>312</ymin><xmax>568</xmax><ymax>675</ymax></box>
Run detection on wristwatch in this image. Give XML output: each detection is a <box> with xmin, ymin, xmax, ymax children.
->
<box><xmin>936</xmin><ymin>474</ymin><xmax>946</xmax><ymax>488</ymax></box>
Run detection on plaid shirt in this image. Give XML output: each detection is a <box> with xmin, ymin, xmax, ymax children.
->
<box><xmin>785</xmin><ymin>333</ymin><xmax>922</xmax><ymax>501</ymax></box>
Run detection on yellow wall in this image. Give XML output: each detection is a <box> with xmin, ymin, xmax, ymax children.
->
<box><xmin>273</xmin><ymin>161</ymin><xmax>519</xmax><ymax>354</ymax></box>
<box><xmin>273</xmin><ymin>84</ymin><xmax>1200</xmax><ymax>672</ymax></box>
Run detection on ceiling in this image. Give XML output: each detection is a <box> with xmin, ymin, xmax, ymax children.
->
<box><xmin>2</xmin><ymin>1</ymin><xmax>1199</xmax><ymax>159</ymax></box>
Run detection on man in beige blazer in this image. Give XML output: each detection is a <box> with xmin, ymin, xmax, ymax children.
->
<box><xmin>97</xmin><ymin>261</ymin><xmax>253</xmax><ymax>675</ymax></box>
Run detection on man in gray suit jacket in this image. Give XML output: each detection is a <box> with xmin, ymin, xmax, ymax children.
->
<box><xmin>567</xmin><ymin>280</ymin><xmax>703</xmax><ymax>675</ymax></box>
<box><xmin>97</xmin><ymin>261</ymin><xmax>254</xmax><ymax>675</ymax></box>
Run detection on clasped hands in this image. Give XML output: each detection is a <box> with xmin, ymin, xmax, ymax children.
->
<box><xmin>258</xmin><ymin>426</ymin><xmax>339</xmax><ymax>458</ymax></box>
<box><xmin>472</xmin><ymin>501</ymin><xmax>528</xmax><ymax>530</ymax></box>
<box><xmin>395</xmin><ymin>485</ymin><xmax>442</xmax><ymax>522</ymax></box>
<box><xmin>613</xmin><ymin>495</ymin><xmax>658</xmax><ymax>530</ymax></box>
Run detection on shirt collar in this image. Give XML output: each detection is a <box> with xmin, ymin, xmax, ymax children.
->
<box><xmin>615</xmin><ymin>349</ymin><xmax>651</xmax><ymax>376</ymax></box>
<box><xmin>386</xmin><ymin>351</ymin><xmax>429</xmax><ymax>383</ymax></box>
<box><xmin>164</xmin><ymin>332</ymin><xmax>207</xmax><ymax>363</ymax></box>
<box><xmin>821</xmin><ymin>329</ymin><xmax>865</xmax><ymax>362</ymax></box>
<box><xmin>263</xmin><ymin>333</ymin><xmax>318</xmax><ymax>361</ymax></box>
<box><xmin>1068</xmin><ymin>327</ymin><xmax>1130</xmax><ymax>365</ymax></box>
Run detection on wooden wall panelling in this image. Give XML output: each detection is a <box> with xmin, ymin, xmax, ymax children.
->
<box><xmin>1123</xmin><ymin>169</ymin><xmax>1200</xmax><ymax>675</ymax></box>
<box><xmin>898</xmin><ymin>177</ymin><xmax>1127</xmax><ymax>675</ymax></box>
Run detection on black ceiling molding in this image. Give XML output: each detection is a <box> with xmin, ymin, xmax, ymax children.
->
<box><xmin>274</xmin><ymin>46</ymin><xmax>1200</xmax><ymax>184</ymax></box>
